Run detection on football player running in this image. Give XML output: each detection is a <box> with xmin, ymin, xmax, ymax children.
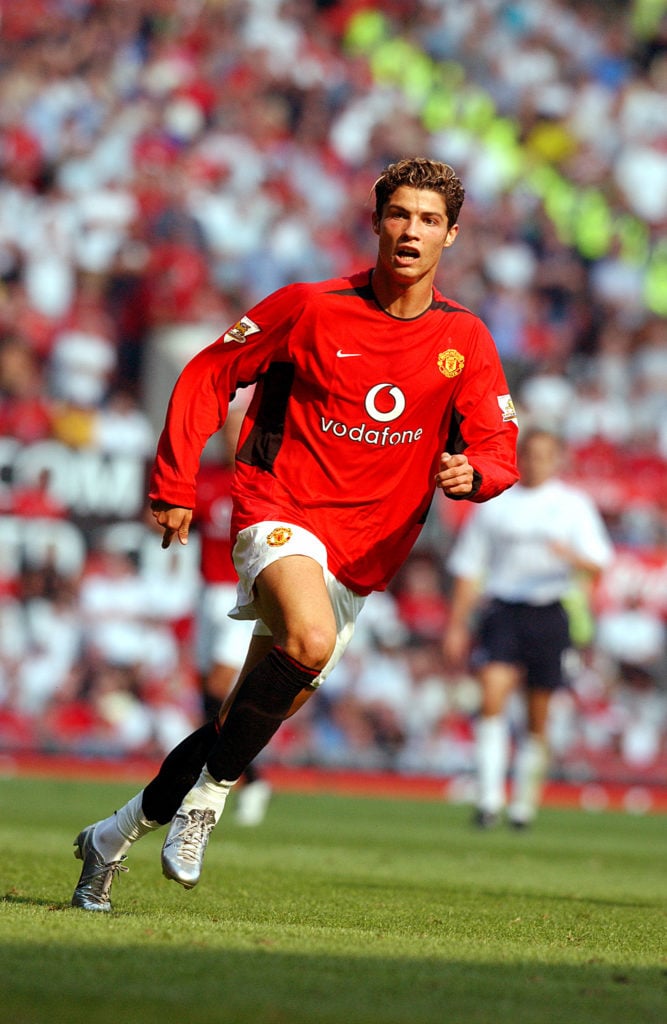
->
<box><xmin>72</xmin><ymin>157</ymin><xmax>518</xmax><ymax>911</ymax></box>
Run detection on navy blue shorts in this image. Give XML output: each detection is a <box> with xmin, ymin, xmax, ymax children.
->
<box><xmin>472</xmin><ymin>598</ymin><xmax>571</xmax><ymax>691</ymax></box>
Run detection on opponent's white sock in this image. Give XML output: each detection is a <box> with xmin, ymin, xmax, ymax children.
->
<box><xmin>93</xmin><ymin>792</ymin><xmax>161</xmax><ymax>862</ymax></box>
<box><xmin>178</xmin><ymin>767</ymin><xmax>236</xmax><ymax>825</ymax></box>
<box><xmin>475</xmin><ymin>715</ymin><xmax>510</xmax><ymax>814</ymax></box>
<box><xmin>509</xmin><ymin>734</ymin><xmax>549</xmax><ymax>824</ymax></box>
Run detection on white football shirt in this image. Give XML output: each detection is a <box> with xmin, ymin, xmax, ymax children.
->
<box><xmin>447</xmin><ymin>478</ymin><xmax>614</xmax><ymax>605</ymax></box>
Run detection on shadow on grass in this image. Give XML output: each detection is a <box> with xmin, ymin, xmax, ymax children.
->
<box><xmin>1</xmin><ymin>890</ymin><xmax>68</xmax><ymax>909</ymax></box>
<box><xmin>0</xmin><ymin>939</ymin><xmax>664</xmax><ymax>1024</ymax></box>
<box><xmin>457</xmin><ymin>885</ymin><xmax>660</xmax><ymax>912</ymax></box>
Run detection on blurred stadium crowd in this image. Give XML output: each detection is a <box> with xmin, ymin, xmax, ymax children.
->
<box><xmin>1</xmin><ymin>0</ymin><xmax>666</xmax><ymax>788</ymax></box>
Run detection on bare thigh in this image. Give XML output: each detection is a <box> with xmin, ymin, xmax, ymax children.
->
<box><xmin>479</xmin><ymin>661</ymin><xmax>523</xmax><ymax>716</ymax></box>
<box><xmin>478</xmin><ymin>663</ymin><xmax>551</xmax><ymax>739</ymax></box>
<box><xmin>216</xmin><ymin>566</ymin><xmax>327</xmax><ymax>725</ymax></box>
<box><xmin>253</xmin><ymin>554</ymin><xmax>337</xmax><ymax>669</ymax></box>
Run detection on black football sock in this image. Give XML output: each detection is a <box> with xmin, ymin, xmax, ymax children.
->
<box><xmin>141</xmin><ymin>720</ymin><xmax>219</xmax><ymax>824</ymax></box>
<box><xmin>202</xmin><ymin>689</ymin><xmax>261</xmax><ymax>784</ymax></box>
<box><xmin>202</xmin><ymin>690</ymin><xmax>221</xmax><ymax>723</ymax></box>
<box><xmin>206</xmin><ymin>646</ymin><xmax>319</xmax><ymax>783</ymax></box>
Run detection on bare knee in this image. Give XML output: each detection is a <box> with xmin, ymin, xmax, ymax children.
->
<box><xmin>283</xmin><ymin>622</ymin><xmax>336</xmax><ymax>670</ymax></box>
<box><xmin>479</xmin><ymin>661</ymin><xmax>520</xmax><ymax>716</ymax></box>
<box><xmin>527</xmin><ymin>690</ymin><xmax>551</xmax><ymax>736</ymax></box>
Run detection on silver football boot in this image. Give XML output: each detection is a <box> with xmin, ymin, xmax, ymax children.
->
<box><xmin>71</xmin><ymin>824</ymin><xmax>128</xmax><ymax>912</ymax></box>
<box><xmin>161</xmin><ymin>808</ymin><xmax>217</xmax><ymax>889</ymax></box>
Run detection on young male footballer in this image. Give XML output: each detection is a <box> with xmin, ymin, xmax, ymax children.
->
<box><xmin>444</xmin><ymin>427</ymin><xmax>613</xmax><ymax>829</ymax></box>
<box><xmin>71</xmin><ymin>157</ymin><xmax>519</xmax><ymax>911</ymax></box>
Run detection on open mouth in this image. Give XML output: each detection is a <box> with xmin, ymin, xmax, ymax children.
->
<box><xmin>395</xmin><ymin>246</ymin><xmax>419</xmax><ymax>262</ymax></box>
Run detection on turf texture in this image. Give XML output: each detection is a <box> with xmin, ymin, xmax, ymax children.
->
<box><xmin>0</xmin><ymin>776</ymin><xmax>665</xmax><ymax>1024</ymax></box>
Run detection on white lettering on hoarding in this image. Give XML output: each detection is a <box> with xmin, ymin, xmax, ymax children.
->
<box><xmin>1</xmin><ymin>438</ymin><xmax>146</xmax><ymax>517</ymax></box>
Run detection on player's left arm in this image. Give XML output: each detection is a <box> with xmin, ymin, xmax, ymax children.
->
<box><xmin>550</xmin><ymin>492</ymin><xmax>615</xmax><ymax>577</ymax></box>
<box><xmin>435</xmin><ymin>452</ymin><xmax>475</xmax><ymax>496</ymax></box>
<box><xmin>549</xmin><ymin>540</ymin><xmax>607</xmax><ymax>578</ymax></box>
<box><xmin>437</xmin><ymin>323</ymin><xmax>519</xmax><ymax>502</ymax></box>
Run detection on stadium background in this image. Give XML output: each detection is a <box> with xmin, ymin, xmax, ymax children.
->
<box><xmin>0</xmin><ymin>0</ymin><xmax>666</xmax><ymax>808</ymax></box>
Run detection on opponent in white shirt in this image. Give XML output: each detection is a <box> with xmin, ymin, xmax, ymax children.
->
<box><xmin>444</xmin><ymin>427</ymin><xmax>614</xmax><ymax>828</ymax></box>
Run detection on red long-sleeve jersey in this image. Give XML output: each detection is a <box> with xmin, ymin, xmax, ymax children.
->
<box><xmin>150</xmin><ymin>270</ymin><xmax>519</xmax><ymax>595</ymax></box>
<box><xmin>194</xmin><ymin>463</ymin><xmax>236</xmax><ymax>585</ymax></box>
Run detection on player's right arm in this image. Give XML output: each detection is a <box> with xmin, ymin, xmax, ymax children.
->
<box><xmin>150</xmin><ymin>501</ymin><xmax>193</xmax><ymax>549</ymax></box>
<box><xmin>442</xmin><ymin>573</ymin><xmax>481</xmax><ymax>670</ymax></box>
<box><xmin>442</xmin><ymin>504</ymin><xmax>491</xmax><ymax>669</ymax></box>
<box><xmin>148</xmin><ymin>284</ymin><xmax>304</xmax><ymax>510</ymax></box>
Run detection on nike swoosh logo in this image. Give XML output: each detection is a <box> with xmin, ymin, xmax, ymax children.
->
<box><xmin>336</xmin><ymin>350</ymin><xmax>361</xmax><ymax>358</ymax></box>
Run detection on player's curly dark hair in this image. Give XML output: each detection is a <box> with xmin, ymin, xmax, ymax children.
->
<box><xmin>373</xmin><ymin>157</ymin><xmax>465</xmax><ymax>226</ymax></box>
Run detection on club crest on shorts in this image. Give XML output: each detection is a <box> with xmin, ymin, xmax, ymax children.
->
<box><xmin>224</xmin><ymin>316</ymin><xmax>260</xmax><ymax>344</ymax></box>
<box><xmin>266</xmin><ymin>526</ymin><xmax>293</xmax><ymax>547</ymax></box>
<box><xmin>437</xmin><ymin>349</ymin><xmax>465</xmax><ymax>378</ymax></box>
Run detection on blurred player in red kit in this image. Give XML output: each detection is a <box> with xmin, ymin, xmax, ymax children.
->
<box><xmin>72</xmin><ymin>157</ymin><xmax>519</xmax><ymax>910</ymax></box>
<box><xmin>194</xmin><ymin>401</ymin><xmax>272</xmax><ymax>826</ymax></box>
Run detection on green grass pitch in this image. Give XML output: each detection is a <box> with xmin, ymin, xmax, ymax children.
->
<box><xmin>0</xmin><ymin>775</ymin><xmax>665</xmax><ymax>1024</ymax></box>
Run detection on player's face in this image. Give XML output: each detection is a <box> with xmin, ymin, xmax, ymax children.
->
<box><xmin>519</xmin><ymin>434</ymin><xmax>562</xmax><ymax>487</ymax></box>
<box><xmin>372</xmin><ymin>186</ymin><xmax>458</xmax><ymax>284</ymax></box>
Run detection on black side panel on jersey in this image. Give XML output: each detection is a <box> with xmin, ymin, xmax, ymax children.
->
<box><xmin>237</xmin><ymin>362</ymin><xmax>295</xmax><ymax>472</ymax></box>
<box><xmin>445</xmin><ymin>408</ymin><xmax>482</xmax><ymax>499</ymax></box>
<box><xmin>445</xmin><ymin>408</ymin><xmax>467</xmax><ymax>455</ymax></box>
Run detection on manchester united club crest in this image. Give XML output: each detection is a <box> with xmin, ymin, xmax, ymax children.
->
<box><xmin>437</xmin><ymin>349</ymin><xmax>465</xmax><ymax>378</ymax></box>
<box><xmin>224</xmin><ymin>316</ymin><xmax>260</xmax><ymax>344</ymax></box>
<box><xmin>266</xmin><ymin>526</ymin><xmax>293</xmax><ymax>547</ymax></box>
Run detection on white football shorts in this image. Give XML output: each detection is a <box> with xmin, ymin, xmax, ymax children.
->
<box><xmin>228</xmin><ymin>521</ymin><xmax>367</xmax><ymax>687</ymax></box>
<box><xmin>195</xmin><ymin>582</ymin><xmax>255</xmax><ymax>673</ymax></box>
